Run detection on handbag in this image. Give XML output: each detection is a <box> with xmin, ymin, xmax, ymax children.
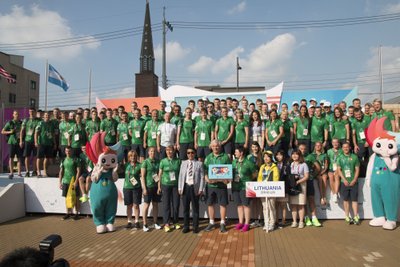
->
<box><xmin>287</xmin><ymin>174</ymin><xmax>302</xmax><ymax>196</ymax></box>
<box><xmin>65</xmin><ymin>176</ymin><xmax>76</xmax><ymax>209</ymax></box>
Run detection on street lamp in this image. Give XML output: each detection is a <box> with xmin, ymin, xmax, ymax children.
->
<box><xmin>236</xmin><ymin>57</ymin><xmax>242</xmax><ymax>92</ymax></box>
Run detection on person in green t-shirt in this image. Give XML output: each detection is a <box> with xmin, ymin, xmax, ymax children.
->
<box><xmin>194</xmin><ymin>108</ymin><xmax>215</xmax><ymax>162</ymax></box>
<box><xmin>117</xmin><ymin>112</ymin><xmax>131</xmax><ymax>162</ymax></box>
<box><xmin>100</xmin><ymin>109</ymin><xmax>118</xmax><ymax>146</ymax></box>
<box><xmin>77</xmin><ymin>145</ymin><xmax>93</xmax><ymax>203</ymax></box>
<box><xmin>311</xmin><ymin>107</ymin><xmax>329</xmax><ymax>151</ymax></box>
<box><xmin>143</xmin><ymin>109</ymin><xmax>160</xmax><ymax>157</ymax></box>
<box><xmin>158</xmin><ymin>101</ymin><xmax>167</xmax><ymax>122</ymax></box>
<box><xmin>58</xmin><ymin>111</ymin><xmax>72</xmax><ymax>159</ymax></box>
<box><xmin>1</xmin><ymin>110</ymin><xmax>23</xmax><ymax>179</ymax></box>
<box><xmin>352</xmin><ymin>107</ymin><xmax>371</xmax><ymax>168</ymax></box>
<box><xmin>177</xmin><ymin>107</ymin><xmax>196</xmax><ymax>160</ymax></box>
<box><xmin>20</xmin><ymin>107</ymin><xmax>39</xmax><ymax>177</ymax></box>
<box><xmin>85</xmin><ymin>110</ymin><xmax>100</xmax><ymax>142</ymax></box>
<box><xmin>234</xmin><ymin>109</ymin><xmax>249</xmax><ymax>150</ymax></box>
<box><xmin>140</xmin><ymin>147</ymin><xmax>162</xmax><ymax>232</ymax></box>
<box><xmin>312</xmin><ymin>141</ymin><xmax>329</xmax><ymax>207</ymax></box>
<box><xmin>265</xmin><ymin>110</ymin><xmax>284</xmax><ymax>154</ymax></box>
<box><xmin>280</xmin><ymin>111</ymin><xmax>293</xmax><ymax>154</ymax></box>
<box><xmin>129</xmin><ymin>109</ymin><xmax>146</xmax><ymax>162</ymax></box>
<box><xmin>58</xmin><ymin>146</ymin><xmax>81</xmax><ymax>220</ymax></box>
<box><xmin>372</xmin><ymin>98</ymin><xmax>397</xmax><ymax>131</ymax></box>
<box><xmin>293</xmin><ymin>105</ymin><xmax>311</xmax><ymax>152</ymax></box>
<box><xmin>123</xmin><ymin>150</ymin><xmax>142</xmax><ymax>229</ymax></box>
<box><xmin>34</xmin><ymin>112</ymin><xmax>56</xmax><ymax>178</ymax></box>
<box><xmin>327</xmin><ymin>138</ymin><xmax>343</xmax><ymax>203</ymax></box>
<box><xmin>232</xmin><ymin>147</ymin><xmax>257</xmax><ymax>232</ymax></box>
<box><xmin>337</xmin><ymin>142</ymin><xmax>360</xmax><ymax>225</ymax></box>
<box><xmin>331</xmin><ymin>107</ymin><xmax>350</xmax><ymax>145</ymax></box>
<box><xmin>158</xmin><ymin>146</ymin><xmax>182</xmax><ymax>232</ymax></box>
<box><xmin>215</xmin><ymin>107</ymin><xmax>235</xmax><ymax>158</ymax></box>
<box><xmin>68</xmin><ymin>113</ymin><xmax>87</xmax><ymax>158</ymax></box>
<box><xmin>204</xmin><ymin>140</ymin><xmax>232</xmax><ymax>233</ymax></box>
<box><xmin>170</xmin><ymin>105</ymin><xmax>183</xmax><ymax>126</ymax></box>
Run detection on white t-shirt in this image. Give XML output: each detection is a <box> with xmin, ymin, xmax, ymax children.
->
<box><xmin>157</xmin><ymin>122</ymin><xmax>177</xmax><ymax>147</ymax></box>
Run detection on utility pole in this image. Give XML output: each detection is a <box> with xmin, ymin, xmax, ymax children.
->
<box><xmin>162</xmin><ymin>6</ymin><xmax>173</xmax><ymax>90</ymax></box>
<box><xmin>236</xmin><ymin>57</ymin><xmax>242</xmax><ymax>92</ymax></box>
<box><xmin>379</xmin><ymin>45</ymin><xmax>384</xmax><ymax>104</ymax></box>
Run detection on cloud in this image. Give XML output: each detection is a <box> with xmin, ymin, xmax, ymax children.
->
<box><xmin>382</xmin><ymin>2</ymin><xmax>400</xmax><ymax>13</ymax></box>
<box><xmin>154</xmin><ymin>41</ymin><xmax>191</xmax><ymax>63</ymax></box>
<box><xmin>228</xmin><ymin>1</ymin><xmax>247</xmax><ymax>15</ymax></box>
<box><xmin>0</xmin><ymin>5</ymin><xmax>100</xmax><ymax>61</ymax></box>
<box><xmin>188</xmin><ymin>56</ymin><xmax>215</xmax><ymax>73</ymax></box>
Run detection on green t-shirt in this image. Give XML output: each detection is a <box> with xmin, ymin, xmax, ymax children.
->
<box><xmin>141</xmin><ymin>158</ymin><xmax>160</xmax><ymax>188</ymax></box>
<box><xmin>2</xmin><ymin>120</ymin><xmax>22</xmax><ymax>145</ymax></box>
<box><xmin>50</xmin><ymin>119</ymin><xmax>60</xmax><ymax>136</ymax></box>
<box><xmin>313</xmin><ymin>152</ymin><xmax>328</xmax><ymax>172</ymax></box>
<box><xmin>100</xmin><ymin>118</ymin><xmax>118</xmax><ymax>144</ymax></box>
<box><xmin>352</xmin><ymin>116</ymin><xmax>371</xmax><ymax>144</ymax></box>
<box><xmin>79</xmin><ymin>152</ymin><xmax>93</xmax><ymax>173</ymax></box>
<box><xmin>22</xmin><ymin>118</ymin><xmax>39</xmax><ymax>143</ymax></box>
<box><xmin>327</xmin><ymin>148</ymin><xmax>343</xmax><ymax>171</ymax></box>
<box><xmin>216</xmin><ymin>117</ymin><xmax>235</xmax><ymax>141</ymax></box>
<box><xmin>337</xmin><ymin>153</ymin><xmax>360</xmax><ymax>183</ymax></box>
<box><xmin>159</xmin><ymin>158</ymin><xmax>181</xmax><ymax>186</ymax></box>
<box><xmin>144</xmin><ymin>120</ymin><xmax>160</xmax><ymax>147</ymax></box>
<box><xmin>178</xmin><ymin>119</ymin><xmax>195</xmax><ymax>144</ymax></box>
<box><xmin>124</xmin><ymin>162</ymin><xmax>142</xmax><ymax>189</ymax></box>
<box><xmin>117</xmin><ymin>122</ymin><xmax>131</xmax><ymax>146</ymax></box>
<box><xmin>304</xmin><ymin>153</ymin><xmax>319</xmax><ymax>180</ymax></box>
<box><xmin>158</xmin><ymin>110</ymin><xmax>166</xmax><ymax>122</ymax></box>
<box><xmin>204</xmin><ymin>153</ymin><xmax>231</xmax><ymax>189</ymax></box>
<box><xmin>232</xmin><ymin>158</ymin><xmax>255</xmax><ymax>191</ymax></box>
<box><xmin>128</xmin><ymin>119</ymin><xmax>146</xmax><ymax>145</ymax></box>
<box><xmin>234</xmin><ymin>120</ymin><xmax>249</xmax><ymax>144</ymax></box>
<box><xmin>59</xmin><ymin>121</ymin><xmax>71</xmax><ymax>146</ymax></box>
<box><xmin>68</xmin><ymin>123</ymin><xmax>87</xmax><ymax>149</ymax></box>
<box><xmin>141</xmin><ymin>114</ymin><xmax>152</xmax><ymax>123</ymax></box>
<box><xmin>61</xmin><ymin>157</ymin><xmax>78</xmax><ymax>184</ymax></box>
<box><xmin>293</xmin><ymin>117</ymin><xmax>311</xmax><ymax>140</ymax></box>
<box><xmin>195</xmin><ymin>119</ymin><xmax>214</xmax><ymax>147</ymax></box>
<box><xmin>265</xmin><ymin>119</ymin><xmax>283</xmax><ymax>143</ymax></box>
<box><xmin>311</xmin><ymin>116</ymin><xmax>328</xmax><ymax>142</ymax></box>
<box><xmin>170</xmin><ymin>115</ymin><xmax>183</xmax><ymax>127</ymax></box>
<box><xmin>281</xmin><ymin>119</ymin><xmax>293</xmax><ymax>142</ymax></box>
<box><xmin>85</xmin><ymin>118</ymin><xmax>100</xmax><ymax>141</ymax></box>
<box><xmin>35</xmin><ymin>121</ymin><xmax>55</xmax><ymax>146</ymax></box>
<box><xmin>332</xmin><ymin>119</ymin><xmax>349</xmax><ymax>140</ymax></box>
<box><xmin>372</xmin><ymin>109</ymin><xmax>395</xmax><ymax>131</ymax></box>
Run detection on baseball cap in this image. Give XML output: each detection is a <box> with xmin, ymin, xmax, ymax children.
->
<box><xmin>310</xmin><ymin>98</ymin><xmax>317</xmax><ymax>102</ymax></box>
<box><xmin>324</xmin><ymin>101</ymin><xmax>331</xmax><ymax>107</ymax></box>
<box><xmin>292</xmin><ymin>101</ymin><xmax>299</xmax><ymax>106</ymax></box>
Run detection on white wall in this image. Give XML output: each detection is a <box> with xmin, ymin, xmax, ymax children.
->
<box><xmin>0</xmin><ymin>182</ymin><xmax>25</xmax><ymax>223</ymax></box>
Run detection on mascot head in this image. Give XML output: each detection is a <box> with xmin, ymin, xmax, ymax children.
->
<box><xmin>366</xmin><ymin>117</ymin><xmax>398</xmax><ymax>157</ymax></box>
<box><xmin>85</xmin><ymin>132</ymin><xmax>124</xmax><ymax>167</ymax></box>
<box><xmin>98</xmin><ymin>148</ymin><xmax>118</xmax><ymax>170</ymax></box>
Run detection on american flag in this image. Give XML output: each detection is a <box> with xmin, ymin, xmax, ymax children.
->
<box><xmin>0</xmin><ymin>65</ymin><xmax>16</xmax><ymax>83</ymax></box>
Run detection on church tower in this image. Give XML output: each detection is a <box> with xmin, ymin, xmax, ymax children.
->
<box><xmin>135</xmin><ymin>0</ymin><xmax>159</xmax><ymax>97</ymax></box>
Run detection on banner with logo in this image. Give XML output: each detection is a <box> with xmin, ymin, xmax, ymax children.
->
<box><xmin>246</xmin><ymin>181</ymin><xmax>285</xmax><ymax>198</ymax></box>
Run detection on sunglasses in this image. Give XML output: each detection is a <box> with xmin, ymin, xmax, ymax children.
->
<box><xmin>187</xmin><ymin>151</ymin><xmax>195</xmax><ymax>154</ymax></box>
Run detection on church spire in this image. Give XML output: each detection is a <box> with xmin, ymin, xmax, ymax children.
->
<box><xmin>140</xmin><ymin>0</ymin><xmax>155</xmax><ymax>73</ymax></box>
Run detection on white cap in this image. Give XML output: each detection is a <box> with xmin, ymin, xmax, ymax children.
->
<box><xmin>308</xmin><ymin>104</ymin><xmax>315</xmax><ymax>108</ymax></box>
<box><xmin>324</xmin><ymin>101</ymin><xmax>331</xmax><ymax>107</ymax></box>
<box><xmin>292</xmin><ymin>101</ymin><xmax>299</xmax><ymax>106</ymax></box>
<box><xmin>320</xmin><ymin>99</ymin><xmax>326</xmax><ymax>104</ymax></box>
<box><xmin>202</xmin><ymin>96</ymin><xmax>209</xmax><ymax>102</ymax></box>
<box><xmin>310</xmin><ymin>98</ymin><xmax>317</xmax><ymax>102</ymax></box>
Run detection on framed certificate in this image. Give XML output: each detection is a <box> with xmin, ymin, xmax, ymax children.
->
<box><xmin>208</xmin><ymin>164</ymin><xmax>233</xmax><ymax>180</ymax></box>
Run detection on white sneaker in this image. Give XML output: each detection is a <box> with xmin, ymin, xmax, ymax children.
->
<box><xmin>154</xmin><ymin>223</ymin><xmax>162</xmax><ymax>230</ymax></box>
<box><xmin>331</xmin><ymin>194</ymin><xmax>338</xmax><ymax>203</ymax></box>
<box><xmin>369</xmin><ymin>216</ymin><xmax>386</xmax><ymax>227</ymax></box>
<box><xmin>143</xmin><ymin>225</ymin><xmax>150</xmax><ymax>232</ymax></box>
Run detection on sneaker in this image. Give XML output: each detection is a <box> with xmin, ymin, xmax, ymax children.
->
<box><xmin>17</xmin><ymin>173</ymin><xmax>23</xmax><ymax>177</ymax></box>
<box><xmin>62</xmin><ymin>214</ymin><xmax>71</xmax><ymax>220</ymax></box>
<box><xmin>353</xmin><ymin>215</ymin><xmax>360</xmax><ymax>225</ymax></box>
<box><xmin>312</xmin><ymin>217</ymin><xmax>322</xmax><ymax>227</ymax></box>
<box><xmin>182</xmin><ymin>228</ymin><xmax>190</xmax><ymax>234</ymax></box>
<box><xmin>32</xmin><ymin>171</ymin><xmax>37</xmax><ymax>176</ymax></box>
<box><xmin>241</xmin><ymin>224</ymin><xmax>250</xmax><ymax>232</ymax></box>
<box><xmin>164</xmin><ymin>225</ymin><xmax>171</xmax><ymax>233</ymax></box>
<box><xmin>37</xmin><ymin>174</ymin><xmax>43</xmax><ymax>178</ymax></box>
<box><xmin>220</xmin><ymin>223</ymin><xmax>227</xmax><ymax>233</ymax></box>
<box><xmin>268</xmin><ymin>224</ymin><xmax>275</xmax><ymax>232</ymax></box>
<box><xmin>134</xmin><ymin>222</ymin><xmax>140</xmax><ymax>229</ymax></box>
<box><xmin>174</xmin><ymin>224</ymin><xmax>181</xmax><ymax>230</ymax></box>
<box><xmin>24</xmin><ymin>172</ymin><xmax>30</xmax><ymax>178</ymax></box>
<box><xmin>79</xmin><ymin>194</ymin><xmax>89</xmax><ymax>203</ymax></box>
<box><xmin>291</xmin><ymin>222</ymin><xmax>298</xmax><ymax>228</ymax></box>
<box><xmin>73</xmin><ymin>214</ymin><xmax>80</xmax><ymax>221</ymax></box>
<box><xmin>143</xmin><ymin>224</ymin><xmax>150</xmax><ymax>232</ymax></box>
<box><xmin>154</xmin><ymin>223</ymin><xmax>162</xmax><ymax>230</ymax></box>
<box><xmin>305</xmin><ymin>216</ymin><xmax>312</xmax><ymax>227</ymax></box>
<box><xmin>331</xmin><ymin>194</ymin><xmax>338</xmax><ymax>203</ymax></box>
<box><xmin>250</xmin><ymin>220</ymin><xmax>261</xmax><ymax>228</ymax></box>
<box><xmin>298</xmin><ymin>222</ymin><xmax>305</xmax><ymax>229</ymax></box>
<box><xmin>235</xmin><ymin>223</ymin><xmax>244</xmax><ymax>230</ymax></box>
<box><xmin>204</xmin><ymin>223</ymin><xmax>215</xmax><ymax>232</ymax></box>
<box><xmin>345</xmin><ymin>216</ymin><xmax>353</xmax><ymax>225</ymax></box>
<box><xmin>8</xmin><ymin>174</ymin><xmax>13</xmax><ymax>179</ymax></box>
<box><xmin>125</xmin><ymin>222</ymin><xmax>133</xmax><ymax>229</ymax></box>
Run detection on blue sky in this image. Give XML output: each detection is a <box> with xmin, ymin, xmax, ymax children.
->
<box><xmin>0</xmin><ymin>0</ymin><xmax>400</xmax><ymax>109</ymax></box>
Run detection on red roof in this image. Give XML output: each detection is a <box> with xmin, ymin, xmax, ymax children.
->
<box><xmin>97</xmin><ymin>97</ymin><xmax>161</xmax><ymax>111</ymax></box>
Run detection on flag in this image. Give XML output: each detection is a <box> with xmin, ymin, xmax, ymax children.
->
<box><xmin>48</xmin><ymin>64</ymin><xmax>70</xmax><ymax>92</ymax></box>
<box><xmin>266</xmin><ymin>82</ymin><xmax>284</xmax><ymax>107</ymax></box>
<box><xmin>0</xmin><ymin>65</ymin><xmax>16</xmax><ymax>83</ymax></box>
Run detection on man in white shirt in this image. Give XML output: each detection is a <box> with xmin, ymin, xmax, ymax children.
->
<box><xmin>157</xmin><ymin>112</ymin><xmax>177</xmax><ymax>158</ymax></box>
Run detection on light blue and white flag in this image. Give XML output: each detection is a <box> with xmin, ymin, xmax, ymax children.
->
<box><xmin>48</xmin><ymin>64</ymin><xmax>70</xmax><ymax>92</ymax></box>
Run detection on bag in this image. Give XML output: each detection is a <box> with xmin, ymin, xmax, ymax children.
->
<box><xmin>65</xmin><ymin>176</ymin><xmax>76</xmax><ymax>209</ymax></box>
<box><xmin>287</xmin><ymin>174</ymin><xmax>302</xmax><ymax>196</ymax></box>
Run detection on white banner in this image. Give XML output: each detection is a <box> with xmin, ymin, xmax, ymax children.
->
<box><xmin>246</xmin><ymin>181</ymin><xmax>285</xmax><ymax>198</ymax></box>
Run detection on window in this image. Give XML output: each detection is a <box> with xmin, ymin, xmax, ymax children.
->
<box><xmin>11</xmin><ymin>74</ymin><xmax>17</xmax><ymax>82</ymax></box>
<box><xmin>30</xmin><ymin>98</ymin><xmax>36</xmax><ymax>108</ymax></box>
<box><xmin>31</xmin><ymin>80</ymin><xmax>36</xmax><ymax>90</ymax></box>
<box><xmin>9</xmin><ymin>93</ymin><xmax>16</xmax><ymax>103</ymax></box>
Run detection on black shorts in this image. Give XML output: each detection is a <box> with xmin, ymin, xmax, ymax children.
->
<box><xmin>306</xmin><ymin>179</ymin><xmax>315</xmax><ymax>197</ymax></box>
<box><xmin>206</xmin><ymin>186</ymin><xmax>229</xmax><ymax>206</ymax></box>
<box><xmin>179</xmin><ymin>142</ymin><xmax>194</xmax><ymax>160</ymax></box>
<box><xmin>37</xmin><ymin>145</ymin><xmax>54</xmax><ymax>159</ymax></box>
<box><xmin>9</xmin><ymin>144</ymin><xmax>23</xmax><ymax>159</ymax></box>
<box><xmin>23</xmin><ymin>142</ymin><xmax>37</xmax><ymax>158</ymax></box>
<box><xmin>61</xmin><ymin>183</ymin><xmax>80</xmax><ymax>197</ymax></box>
<box><xmin>340</xmin><ymin>183</ymin><xmax>358</xmax><ymax>202</ymax></box>
<box><xmin>123</xmin><ymin>188</ymin><xmax>143</xmax><ymax>206</ymax></box>
<box><xmin>232</xmin><ymin>190</ymin><xmax>251</xmax><ymax>206</ymax></box>
<box><xmin>131</xmin><ymin>144</ymin><xmax>145</xmax><ymax>157</ymax></box>
<box><xmin>221</xmin><ymin>141</ymin><xmax>233</xmax><ymax>155</ymax></box>
<box><xmin>197</xmin><ymin>146</ymin><xmax>210</xmax><ymax>159</ymax></box>
<box><xmin>143</xmin><ymin>186</ymin><xmax>161</xmax><ymax>203</ymax></box>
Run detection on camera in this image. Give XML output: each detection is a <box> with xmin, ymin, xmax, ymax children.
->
<box><xmin>39</xmin><ymin>235</ymin><xmax>62</xmax><ymax>265</ymax></box>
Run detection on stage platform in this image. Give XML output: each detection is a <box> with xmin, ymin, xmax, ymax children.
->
<box><xmin>0</xmin><ymin>215</ymin><xmax>399</xmax><ymax>266</ymax></box>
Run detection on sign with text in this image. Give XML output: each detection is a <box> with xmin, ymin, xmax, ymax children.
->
<box><xmin>246</xmin><ymin>181</ymin><xmax>285</xmax><ymax>198</ymax></box>
<box><xmin>208</xmin><ymin>164</ymin><xmax>233</xmax><ymax>180</ymax></box>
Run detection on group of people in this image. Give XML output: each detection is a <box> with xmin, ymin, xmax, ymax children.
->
<box><xmin>1</xmin><ymin>96</ymin><xmax>398</xmax><ymax>233</ymax></box>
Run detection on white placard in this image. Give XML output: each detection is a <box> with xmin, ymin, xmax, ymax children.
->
<box><xmin>246</xmin><ymin>181</ymin><xmax>285</xmax><ymax>198</ymax></box>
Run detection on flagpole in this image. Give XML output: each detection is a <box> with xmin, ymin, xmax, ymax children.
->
<box><xmin>45</xmin><ymin>60</ymin><xmax>49</xmax><ymax>112</ymax></box>
<box><xmin>88</xmin><ymin>68</ymin><xmax>92</xmax><ymax>108</ymax></box>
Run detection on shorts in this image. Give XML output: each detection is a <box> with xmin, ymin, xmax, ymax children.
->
<box><xmin>340</xmin><ymin>183</ymin><xmax>358</xmax><ymax>202</ymax></box>
<box><xmin>143</xmin><ymin>186</ymin><xmax>161</xmax><ymax>203</ymax></box>
<box><xmin>79</xmin><ymin>171</ymin><xmax>90</xmax><ymax>180</ymax></box>
<box><xmin>221</xmin><ymin>141</ymin><xmax>233</xmax><ymax>155</ymax></box>
<box><xmin>9</xmin><ymin>144</ymin><xmax>23</xmax><ymax>159</ymax></box>
<box><xmin>206</xmin><ymin>186</ymin><xmax>229</xmax><ymax>206</ymax></box>
<box><xmin>179</xmin><ymin>142</ymin><xmax>194</xmax><ymax>160</ymax></box>
<box><xmin>23</xmin><ymin>142</ymin><xmax>36</xmax><ymax>158</ymax></box>
<box><xmin>131</xmin><ymin>144</ymin><xmax>145</xmax><ymax>158</ymax></box>
<box><xmin>123</xmin><ymin>188</ymin><xmax>143</xmax><ymax>205</ymax></box>
<box><xmin>232</xmin><ymin>190</ymin><xmax>251</xmax><ymax>206</ymax></box>
<box><xmin>306</xmin><ymin>179</ymin><xmax>315</xmax><ymax>197</ymax></box>
<box><xmin>61</xmin><ymin>183</ymin><xmax>80</xmax><ymax>197</ymax></box>
<box><xmin>197</xmin><ymin>146</ymin><xmax>210</xmax><ymax>159</ymax></box>
<box><xmin>37</xmin><ymin>145</ymin><xmax>54</xmax><ymax>159</ymax></box>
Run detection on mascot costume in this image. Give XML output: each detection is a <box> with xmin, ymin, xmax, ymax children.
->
<box><xmin>85</xmin><ymin>132</ymin><xmax>123</xmax><ymax>233</ymax></box>
<box><xmin>365</xmin><ymin>117</ymin><xmax>400</xmax><ymax>230</ymax></box>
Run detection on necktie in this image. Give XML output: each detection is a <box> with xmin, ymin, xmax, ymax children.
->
<box><xmin>188</xmin><ymin>161</ymin><xmax>193</xmax><ymax>177</ymax></box>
